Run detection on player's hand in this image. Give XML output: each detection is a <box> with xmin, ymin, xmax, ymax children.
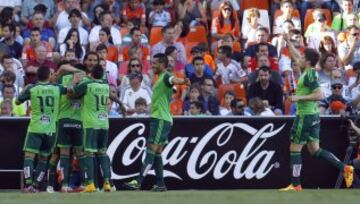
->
<box><xmin>289</xmin><ymin>95</ymin><xmax>300</xmax><ymax>102</ymax></box>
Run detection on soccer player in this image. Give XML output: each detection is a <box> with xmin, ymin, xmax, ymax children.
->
<box><xmin>124</xmin><ymin>53</ymin><xmax>190</xmax><ymax>191</ymax></box>
<box><xmin>16</xmin><ymin>66</ymin><xmax>67</xmax><ymax>193</ymax></box>
<box><xmin>280</xmin><ymin>35</ymin><xmax>354</xmax><ymax>191</ymax></box>
<box><xmin>69</xmin><ymin>64</ymin><xmax>124</xmax><ymax>192</ymax></box>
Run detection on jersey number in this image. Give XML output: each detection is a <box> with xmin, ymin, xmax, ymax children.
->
<box><xmin>37</xmin><ymin>96</ymin><xmax>55</xmax><ymax>113</ymax></box>
<box><xmin>95</xmin><ymin>95</ymin><xmax>108</xmax><ymax>111</ymax></box>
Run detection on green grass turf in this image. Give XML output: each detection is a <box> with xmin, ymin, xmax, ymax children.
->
<box><xmin>0</xmin><ymin>190</ymin><xmax>359</xmax><ymax>204</ymax></box>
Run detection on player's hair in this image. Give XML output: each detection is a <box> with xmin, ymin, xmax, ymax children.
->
<box><xmin>304</xmin><ymin>48</ymin><xmax>320</xmax><ymax>67</ymax></box>
<box><xmin>91</xmin><ymin>64</ymin><xmax>104</xmax><ymax>79</ymax></box>
<box><xmin>84</xmin><ymin>51</ymin><xmax>99</xmax><ymax>62</ymax></box>
<box><xmin>74</xmin><ymin>63</ymin><xmax>87</xmax><ymax>72</ymax></box>
<box><xmin>218</xmin><ymin>45</ymin><xmax>232</xmax><ymax>58</ymax></box>
<box><xmin>153</xmin><ymin>53</ymin><xmax>169</xmax><ymax>68</ymax></box>
<box><xmin>281</xmin><ymin>0</ymin><xmax>293</xmax><ymax>7</ymax></box>
<box><xmin>37</xmin><ymin>66</ymin><xmax>51</xmax><ymax>81</ymax></box>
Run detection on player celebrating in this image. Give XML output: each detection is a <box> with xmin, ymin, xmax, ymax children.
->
<box><xmin>69</xmin><ymin>64</ymin><xmax>124</xmax><ymax>192</ymax></box>
<box><xmin>17</xmin><ymin>66</ymin><xmax>67</xmax><ymax>193</ymax></box>
<box><xmin>280</xmin><ymin>35</ymin><xmax>354</xmax><ymax>191</ymax></box>
<box><xmin>125</xmin><ymin>53</ymin><xmax>190</xmax><ymax>191</ymax></box>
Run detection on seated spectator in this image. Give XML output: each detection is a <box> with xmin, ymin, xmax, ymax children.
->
<box><xmin>108</xmin><ymin>84</ymin><xmax>123</xmax><ymax>117</ymax></box>
<box><xmin>320</xmin><ymin>80</ymin><xmax>350</xmax><ymax>115</ymax></box>
<box><xmin>189</xmin><ymin>101</ymin><xmax>205</xmax><ymax>116</ymax></box>
<box><xmin>119</xmin><ymin>57</ymin><xmax>151</xmax><ymax>93</ymax></box>
<box><xmin>219</xmin><ymin>90</ymin><xmax>235</xmax><ymax>116</ymax></box>
<box><xmin>151</xmin><ymin>24</ymin><xmax>187</xmax><ymax>64</ymax></box>
<box><xmin>318</xmin><ymin>53</ymin><xmax>341</xmax><ymax>98</ymax></box>
<box><xmin>174</xmin><ymin>20</ymin><xmax>190</xmax><ymax>42</ymax></box>
<box><xmin>213</xmin><ymin>33</ymin><xmax>242</xmax><ymax>62</ymax></box>
<box><xmin>319</xmin><ymin>35</ymin><xmax>340</xmax><ymax>59</ymax></box>
<box><xmin>121</xmin><ymin>19</ymin><xmax>149</xmax><ymax>46</ymax></box>
<box><xmin>120</xmin><ymin>71</ymin><xmax>152</xmax><ymax>115</ymax></box>
<box><xmin>245</xmin><ymin>97</ymin><xmax>275</xmax><ymax>116</ymax></box>
<box><xmin>215</xmin><ymin>45</ymin><xmax>246</xmax><ymax>84</ymax></box>
<box><xmin>24</xmin><ymin>45</ymin><xmax>56</xmax><ymax>84</ymax></box>
<box><xmin>211</xmin><ymin>1</ymin><xmax>240</xmax><ymax>41</ymax></box>
<box><xmin>58</xmin><ymin>9</ymin><xmax>89</xmax><ymax>47</ymax></box>
<box><xmin>209</xmin><ymin>0</ymin><xmax>240</xmax><ymax>14</ymax></box>
<box><xmin>0</xmin><ymin>7</ymin><xmax>17</xmax><ymax>34</ymax></box>
<box><xmin>244</xmin><ymin>27</ymin><xmax>277</xmax><ymax>62</ymax></box>
<box><xmin>247</xmin><ymin>66</ymin><xmax>283</xmax><ymax>115</ymax></box>
<box><xmin>183</xmin><ymin>85</ymin><xmax>203</xmax><ymax>115</ymax></box>
<box><xmin>148</xmin><ymin>0</ymin><xmax>171</xmax><ymax>28</ymax></box>
<box><xmin>91</xmin><ymin>4</ymin><xmax>107</xmax><ymax>26</ymax></box>
<box><xmin>185</xmin><ymin>46</ymin><xmax>213</xmax><ymax>76</ymax></box>
<box><xmin>63</xmin><ymin>49</ymin><xmax>78</xmax><ymax>62</ymax></box>
<box><xmin>119</xmin><ymin>46</ymin><xmax>151</xmax><ymax>77</ymax></box>
<box><xmin>59</xmin><ymin>28</ymin><xmax>86</xmax><ymax>60</ymax></box>
<box><xmin>22</xmin><ymin>11</ymin><xmax>56</xmax><ymax>49</ymax></box>
<box><xmin>0</xmin><ymin>71</ymin><xmax>21</xmax><ymax>97</ymax></box>
<box><xmin>273</xmin><ymin>0</ymin><xmax>301</xmax><ymax>35</ymax></box>
<box><xmin>21</xmin><ymin>27</ymin><xmax>52</xmax><ymax>63</ymax></box>
<box><xmin>90</xmin><ymin>27</ymin><xmax>119</xmax><ymax>63</ymax></box>
<box><xmin>187</xmin><ymin>56</ymin><xmax>212</xmax><ymax>86</ymax></box>
<box><xmin>242</xmin><ymin>8</ymin><xmax>264</xmax><ymax>44</ymax></box>
<box><xmin>228</xmin><ymin>98</ymin><xmax>245</xmax><ymax>116</ymax></box>
<box><xmin>247</xmin><ymin>55</ymin><xmax>282</xmax><ymax>86</ymax></box>
<box><xmin>177</xmin><ymin>0</ymin><xmax>207</xmax><ymax>27</ymax></box>
<box><xmin>197</xmin><ymin>43</ymin><xmax>216</xmax><ymax>71</ymax></box>
<box><xmin>0</xmin><ymin>84</ymin><xmax>26</xmax><ymax>116</ymax></box>
<box><xmin>0</xmin><ymin>98</ymin><xmax>12</xmax><ymax>116</ymax></box>
<box><xmin>89</xmin><ymin>11</ymin><xmax>122</xmax><ymax>46</ymax></box>
<box><xmin>0</xmin><ymin>55</ymin><xmax>24</xmax><ymax>88</ymax></box>
<box><xmin>130</xmin><ymin>97</ymin><xmax>149</xmax><ymax>116</ymax></box>
<box><xmin>96</xmin><ymin>44</ymin><xmax>118</xmax><ymax>86</ymax></box>
<box><xmin>14</xmin><ymin>24</ymin><xmax>23</xmax><ymax>45</ymax></box>
<box><xmin>121</xmin><ymin>0</ymin><xmax>146</xmax><ymax>30</ymax></box>
<box><xmin>122</xmin><ymin>27</ymin><xmax>150</xmax><ymax>62</ymax></box>
<box><xmin>271</xmin><ymin>20</ymin><xmax>294</xmax><ymax>56</ymax></box>
<box><xmin>102</xmin><ymin>0</ymin><xmax>121</xmax><ymax>24</ymax></box>
<box><xmin>247</xmin><ymin>42</ymin><xmax>279</xmax><ymax>73</ymax></box>
<box><xmin>199</xmin><ymin>77</ymin><xmax>219</xmax><ymax>115</ymax></box>
<box><xmin>338</xmin><ymin>25</ymin><xmax>360</xmax><ymax>66</ymax></box>
<box><xmin>331</xmin><ymin>0</ymin><xmax>355</xmax><ymax>32</ymax></box>
<box><xmin>0</xmin><ymin>23</ymin><xmax>22</xmax><ymax>59</ymax></box>
<box><xmin>165</xmin><ymin>46</ymin><xmax>185</xmax><ymax>72</ymax></box>
<box><xmin>21</xmin><ymin>0</ymin><xmax>55</xmax><ymax>24</ymax></box>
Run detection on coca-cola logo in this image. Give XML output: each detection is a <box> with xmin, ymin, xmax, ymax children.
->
<box><xmin>107</xmin><ymin>122</ymin><xmax>286</xmax><ymax>181</ymax></box>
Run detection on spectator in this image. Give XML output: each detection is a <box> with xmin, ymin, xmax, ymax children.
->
<box><xmin>271</xmin><ymin>20</ymin><xmax>295</xmax><ymax>56</ymax></box>
<box><xmin>0</xmin><ymin>70</ymin><xmax>21</xmax><ymax>98</ymax></box>
<box><xmin>52</xmin><ymin>0</ymin><xmax>91</xmax><ymax>32</ymax></box>
<box><xmin>165</xmin><ymin>46</ymin><xmax>185</xmax><ymax>72</ymax></box>
<box><xmin>24</xmin><ymin>45</ymin><xmax>56</xmax><ymax>84</ymax></box>
<box><xmin>89</xmin><ymin>27</ymin><xmax>118</xmax><ymax>64</ymax></box>
<box><xmin>21</xmin><ymin>0</ymin><xmax>55</xmax><ymax>23</ymax></box>
<box><xmin>83</xmin><ymin>51</ymin><xmax>99</xmax><ymax>73</ymax></box>
<box><xmin>228</xmin><ymin>98</ymin><xmax>245</xmax><ymax>116</ymax></box>
<box><xmin>63</xmin><ymin>49</ymin><xmax>77</xmax><ymax>62</ymax></box>
<box><xmin>0</xmin><ymin>84</ymin><xmax>26</xmax><ymax>116</ymax></box>
<box><xmin>0</xmin><ymin>98</ymin><xmax>12</xmax><ymax>117</ymax></box>
<box><xmin>247</xmin><ymin>66</ymin><xmax>283</xmax><ymax>115</ymax></box>
<box><xmin>96</xmin><ymin>44</ymin><xmax>118</xmax><ymax>86</ymax></box>
<box><xmin>185</xmin><ymin>46</ymin><xmax>213</xmax><ymax>77</ymax></box>
<box><xmin>102</xmin><ymin>0</ymin><xmax>121</xmax><ymax>24</ymax></box>
<box><xmin>151</xmin><ymin>24</ymin><xmax>187</xmax><ymax>64</ymax></box>
<box><xmin>273</xmin><ymin>1</ymin><xmax>301</xmax><ymax>35</ymax></box>
<box><xmin>189</xmin><ymin>101</ymin><xmax>205</xmax><ymax>116</ymax></box>
<box><xmin>215</xmin><ymin>45</ymin><xmax>246</xmax><ymax>84</ymax></box>
<box><xmin>219</xmin><ymin>90</ymin><xmax>234</xmax><ymax>116</ymax></box>
<box><xmin>211</xmin><ymin>1</ymin><xmax>240</xmax><ymax>41</ymax></box>
<box><xmin>60</xmin><ymin>28</ymin><xmax>85</xmax><ymax>60</ymax></box>
<box><xmin>90</xmin><ymin>3</ymin><xmax>107</xmax><ymax>26</ymax></box>
<box><xmin>0</xmin><ymin>1</ymin><xmax>21</xmax><ymax>16</ymax></box>
<box><xmin>242</xmin><ymin>8</ymin><xmax>264</xmax><ymax>43</ymax></box>
<box><xmin>338</xmin><ymin>25</ymin><xmax>360</xmax><ymax>66</ymax></box>
<box><xmin>0</xmin><ymin>23</ymin><xmax>22</xmax><ymax>59</ymax></box>
<box><xmin>0</xmin><ymin>55</ymin><xmax>24</xmax><ymax>88</ymax></box>
<box><xmin>121</xmin><ymin>0</ymin><xmax>146</xmax><ymax>29</ymax></box>
<box><xmin>177</xmin><ymin>0</ymin><xmax>207</xmax><ymax>27</ymax></box>
<box><xmin>318</xmin><ymin>53</ymin><xmax>340</xmax><ymax>98</ymax></box>
<box><xmin>130</xmin><ymin>97</ymin><xmax>149</xmax><ymax>116</ymax></box>
<box><xmin>148</xmin><ymin>0</ymin><xmax>171</xmax><ymax>28</ymax></box>
<box><xmin>244</xmin><ymin>27</ymin><xmax>277</xmax><ymax>60</ymax></box>
<box><xmin>119</xmin><ymin>57</ymin><xmax>151</xmax><ymax>93</ymax></box>
<box><xmin>183</xmin><ymin>85</ymin><xmax>203</xmax><ymax>115</ymax></box>
<box><xmin>89</xmin><ymin>11</ymin><xmax>122</xmax><ymax>47</ymax></box>
<box><xmin>300</xmin><ymin>1</ymin><xmax>340</xmax><ymax>28</ymax></box>
<box><xmin>58</xmin><ymin>9</ymin><xmax>89</xmax><ymax>47</ymax></box>
<box><xmin>21</xmin><ymin>27</ymin><xmax>52</xmax><ymax>63</ymax></box>
<box><xmin>332</xmin><ymin>0</ymin><xmax>354</xmax><ymax>32</ymax></box>
<box><xmin>187</xmin><ymin>56</ymin><xmax>211</xmax><ymax>86</ymax></box>
<box><xmin>121</xmin><ymin>19</ymin><xmax>149</xmax><ymax>46</ymax></box>
<box><xmin>121</xmin><ymin>71</ymin><xmax>152</xmax><ymax>115</ymax></box>
<box><xmin>22</xmin><ymin>11</ymin><xmax>56</xmax><ymax>49</ymax></box>
<box><xmin>214</xmin><ymin>33</ymin><xmax>242</xmax><ymax>62</ymax></box>
<box><xmin>199</xmin><ymin>77</ymin><xmax>219</xmax><ymax>115</ymax></box>
<box><xmin>247</xmin><ymin>42</ymin><xmax>279</xmax><ymax>73</ymax></box>
<box><xmin>122</xmin><ymin>27</ymin><xmax>150</xmax><ymax>62</ymax></box>
<box><xmin>320</xmin><ymin>80</ymin><xmax>350</xmax><ymax>115</ymax></box>
<box><xmin>0</xmin><ymin>7</ymin><xmax>17</xmax><ymax>34</ymax></box>
<box><xmin>247</xmin><ymin>55</ymin><xmax>282</xmax><ymax>86</ymax></box>
<box><xmin>245</xmin><ymin>97</ymin><xmax>275</xmax><ymax>116</ymax></box>
<box><xmin>319</xmin><ymin>35</ymin><xmax>339</xmax><ymax>56</ymax></box>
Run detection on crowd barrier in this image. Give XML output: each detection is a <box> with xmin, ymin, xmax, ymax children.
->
<box><xmin>0</xmin><ymin>116</ymin><xmax>351</xmax><ymax>189</ymax></box>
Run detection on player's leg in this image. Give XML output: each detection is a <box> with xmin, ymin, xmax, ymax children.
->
<box><xmin>82</xmin><ymin>128</ymin><xmax>97</xmax><ymax>192</ymax></box>
<box><xmin>23</xmin><ymin>132</ymin><xmax>42</xmax><ymax>193</ymax></box>
<box><xmin>57</xmin><ymin>119</ymin><xmax>72</xmax><ymax>192</ymax></box>
<box><xmin>59</xmin><ymin>147</ymin><xmax>71</xmax><ymax>191</ymax></box>
<box><xmin>47</xmin><ymin>149</ymin><xmax>59</xmax><ymax>193</ymax></box>
<box><xmin>97</xmin><ymin>129</ymin><xmax>112</xmax><ymax>192</ymax></box>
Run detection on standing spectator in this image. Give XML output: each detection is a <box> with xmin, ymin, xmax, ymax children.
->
<box><xmin>273</xmin><ymin>0</ymin><xmax>301</xmax><ymax>35</ymax></box>
<box><xmin>59</xmin><ymin>28</ymin><xmax>85</xmax><ymax>60</ymax></box>
<box><xmin>22</xmin><ymin>11</ymin><xmax>56</xmax><ymax>49</ymax></box>
<box><xmin>89</xmin><ymin>11</ymin><xmax>122</xmax><ymax>46</ymax></box>
<box><xmin>219</xmin><ymin>90</ymin><xmax>234</xmax><ymax>116</ymax></box>
<box><xmin>332</xmin><ymin>0</ymin><xmax>355</xmax><ymax>32</ymax></box>
<box><xmin>211</xmin><ymin>1</ymin><xmax>240</xmax><ymax>41</ymax></box>
<box><xmin>247</xmin><ymin>66</ymin><xmax>284</xmax><ymax>115</ymax></box>
<box><xmin>215</xmin><ymin>45</ymin><xmax>246</xmax><ymax>84</ymax></box>
<box><xmin>57</xmin><ymin>9</ymin><xmax>89</xmax><ymax>47</ymax></box>
<box><xmin>199</xmin><ymin>77</ymin><xmax>219</xmax><ymax>115</ymax></box>
<box><xmin>21</xmin><ymin>0</ymin><xmax>55</xmax><ymax>23</ymax></box>
<box><xmin>21</xmin><ymin>27</ymin><xmax>52</xmax><ymax>63</ymax></box>
<box><xmin>24</xmin><ymin>45</ymin><xmax>56</xmax><ymax>84</ymax></box>
<box><xmin>148</xmin><ymin>0</ymin><xmax>171</xmax><ymax>28</ymax></box>
<box><xmin>151</xmin><ymin>24</ymin><xmax>187</xmax><ymax>64</ymax></box>
<box><xmin>0</xmin><ymin>23</ymin><xmax>22</xmax><ymax>59</ymax></box>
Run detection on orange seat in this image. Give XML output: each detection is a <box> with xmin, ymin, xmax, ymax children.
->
<box><xmin>218</xmin><ymin>84</ymin><xmax>247</xmax><ymax>104</ymax></box>
<box><xmin>186</xmin><ymin>25</ymin><xmax>207</xmax><ymax>43</ymax></box>
<box><xmin>149</xmin><ymin>27</ymin><xmax>163</xmax><ymax>46</ymax></box>
<box><xmin>274</xmin><ymin>9</ymin><xmax>300</xmax><ymax>19</ymax></box>
<box><xmin>304</xmin><ymin>9</ymin><xmax>332</xmax><ymax>31</ymax></box>
<box><xmin>240</xmin><ymin>0</ymin><xmax>269</xmax><ymax>11</ymax></box>
<box><xmin>170</xmin><ymin>99</ymin><xmax>183</xmax><ymax>115</ymax></box>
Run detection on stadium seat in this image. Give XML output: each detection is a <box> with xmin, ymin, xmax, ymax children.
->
<box><xmin>149</xmin><ymin>27</ymin><xmax>163</xmax><ymax>46</ymax></box>
<box><xmin>170</xmin><ymin>99</ymin><xmax>183</xmax><ymax>115</ymax></box>
<box><xmin>240</xmin><ymin>0</ymin><xmax>269</xmax><ymax>11</ymax></box>
<box><xmin>186</xmin><ymin>25</ymin><xmax>207</xmax><ymax>43</ymax></box>
<box><xmin>241</xmin><ymin>9</ymin><xmax>271</xmax><ymax>37</ymax></box>
<box><xmin>274</xmin><ymin>9</ymin><xmax>300</xmax><ymax>19</ymax></box>
<box><xmin>218</xmin><ymin>84</ymin><xmax>247</xmax><ymax>104</ymax></box>
<box><xmin>304</xmin><ymin>9</ymin><xmax>332</xmax><ymax>31</ymax></box>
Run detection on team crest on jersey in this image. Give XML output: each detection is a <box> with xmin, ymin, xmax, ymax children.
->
<box><xmin>98</xmin><ymin>112</ymin><xmax>108</xmax><ymax>120</ymax></box>
<box><xmin>40</xmin><ymin>115</ymin><xmax>50</xmax><ymax>124</ymax></box>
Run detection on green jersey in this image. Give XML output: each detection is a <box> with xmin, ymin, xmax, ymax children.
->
<box><xmin>295</xmin><ymin>68</ymin><xmax>320</xmax><ymax>115</ymax></box>
<box><xmin>73</xmin><ymin>79</ymin><xmax>110</xmax><ymax>129</ymax></box>
<box><xmin>57</xmin><ymin>73</ymin><xmax>81</xmax><ymax>121</ymax></box>
<box><xmin>17</xmin><ymin>82</ymin><xmax>66</xmax><ymax>134</ymax></box>
<box><xmin>151</xmin><ymin>71</ymin><xmax>173</xmax><ymax>123</ymax></box>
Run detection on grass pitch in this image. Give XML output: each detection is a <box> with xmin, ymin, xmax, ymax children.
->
<box><xmin>0</xmin><ymin>189</ymin><xmax>359</xmax><ymax>204</ymax></box>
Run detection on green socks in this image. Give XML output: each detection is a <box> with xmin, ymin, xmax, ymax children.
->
<box><xmin>47</xmin><ymin>160</ymin><xmax>57</xmax><ymax>187</ymax></box>
<box><xmin>60</xmin><ymin>155</ymin><xmax>70</xmax><ymax>186</ymax></box>
<box><xmin>290</xmin><ymin>152</ymin><xmax>302</xmax><ymax>186</ymax></box>
<box><xmin>24</xmin><ymin>157</ymin><xmax>34</xmax><ymax>185</ymax></box>
<box><xmin>137</xmin><ymin>149</ymin><xmax>156</xmax><ymax>184</ymax></box>
<box><xmin>84</xmin><ymin>154</ymin><xmax>95</xmax><ymax>184</ymax></box>
<box><xmin>98</xmin><ymin>154</ymin><xmax>111</xmax><ymax>182</ymax></box>
<box><xmin>314</xmin><ymin>148</ymin><xmax>345</xmax><ymax>171</ymax></box>
<box><xmin>154</xmin><ymin>153</ymin><xmax>165</xmax><ymax>187</ymax></box>
<box><xmin>34</xmin><ymin>159</ymin><xmax>47</xmax><ymax>186</ymax></box>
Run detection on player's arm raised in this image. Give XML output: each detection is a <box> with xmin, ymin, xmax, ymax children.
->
<box><xmin>170</xmin><ymin>77</ymin><xmax>191</xmax><ymax>86</ymax></box>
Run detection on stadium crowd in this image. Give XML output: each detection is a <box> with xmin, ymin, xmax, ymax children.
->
<box><xmin>1</xmin><ymin>0</ymin><xmax>360</xmax><ymax>117</ymax></box>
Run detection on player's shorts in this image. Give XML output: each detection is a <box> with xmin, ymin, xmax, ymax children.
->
<box><xmin>148</xmin><ymin>118</ymin><xmax>172</xmax><ymax>145</ymax></box>
<box><xmin>57</xmin><ymin>118</ymin><xmax>83</xmax><ymax>149</ymax></box>
<box><xmin>290</xmin><ymin>114</ymin><xmax>320</xmax><ymax>145</ymax></box>
<box><xmin>83</xmin><ymin>128</ymin><xmax>108</xmax><ymax>153</ymax></box>
<box><xmin>23</xmin><ymin>132</ymin><xmax>56</xmax><ymax>157</ymax></box>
